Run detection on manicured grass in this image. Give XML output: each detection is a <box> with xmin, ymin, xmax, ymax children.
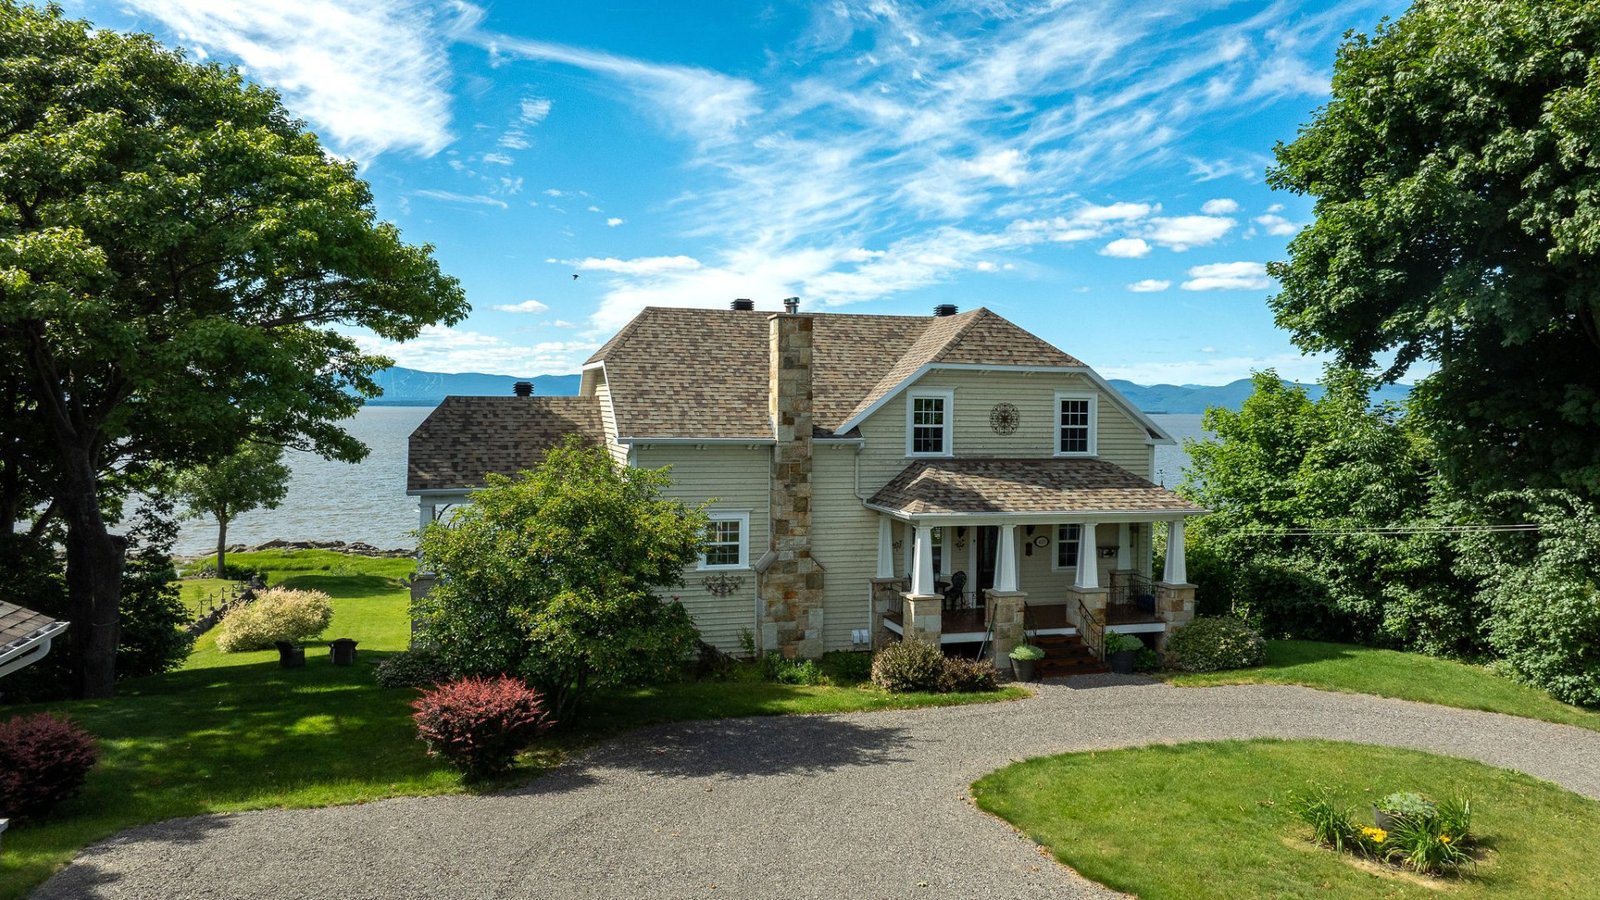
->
<box><xmin>1165</xmin><ymin>640</ymin><xmax>1600</xmax><ymax>733</ymax></box>
<box><xmin>174</xmin><ymin>576</ymin><xmax>241</xmax><ymax>615</ymax></box>
<box><xmin>973</xmin><ymin>739</ymin><xmax>1600</xmax><ymax>899</ymax></box>
<box><xmin>0</xmin><ymin>550</ymin><xmax>1022</xmax><ymax>899</ymax></box>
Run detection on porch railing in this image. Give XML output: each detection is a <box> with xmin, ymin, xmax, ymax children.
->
<box><xmin>1076</xmin><ymin>597</ymin><xmax>1104</xmax><ymax>659</ymax></box>
<box><xmin>1106</xmin><ymin>573</ymin><xmax>1160</xmax><ymax>625</ymax></box>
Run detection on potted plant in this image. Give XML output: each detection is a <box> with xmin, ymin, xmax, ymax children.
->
<box><xmin>1104</xmin><ymin>632</ymin><xmax>1143</xmax><ymax>674</ymax></box>
<box><xmin>1009</xmin><ymin>643</ymin><xmax>1044</xmax><ymax>681</ymax></box>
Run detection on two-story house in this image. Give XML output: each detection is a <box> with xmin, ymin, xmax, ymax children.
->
<box><xmin>407</xmin><ymin>301</ymin><xmax>1204</xmax><ymax>669</ymax></box>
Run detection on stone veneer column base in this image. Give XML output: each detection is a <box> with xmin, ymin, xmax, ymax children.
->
<box><xmin>871</xmin><ymin>577</ymin><xmax>910</xmax><ymax>649</ymax></box>
<box><xmin>902</xmin><ymin>593</ymin><xmax>943</xmax><ymax>645</ymax></box>
<box><xmin>1155</xmin><ymin>582</ymin><xmax>1197</xmax><ymax>651</ymax></box>
<box><xmin>1064</xmin><ymin>586</ymin><xmax>1109</xmax><ymax>640</ymax></box>
<box><xmin>985</xmin><ymin>589</ymin><xmax>1027</xmax><ymax>667</ymax></box>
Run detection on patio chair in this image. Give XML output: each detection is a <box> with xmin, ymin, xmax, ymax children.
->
<box><xmin>942</xmin><ymin>570</ymin><xmax>968</xmax><ymax>612</ymax></box>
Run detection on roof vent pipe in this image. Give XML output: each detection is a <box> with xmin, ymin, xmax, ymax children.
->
<box><xmin>731</xmin><ymin>298</ymin><xmax>755</xmax><ymax>311</ymax></box>
<box><xmin>783</xmin><ymin>296</ymin><xmax>800</xmax><ymax>314</ymax></box>
<box><xmin>934</xmin><ymin>303</ymin><xmax>958</xmax><ymax>317</ymax></box>
<box><xmin>512</xmin><ymin>381</ymin><xmax>533</xmax><ymax>397</ymax></box>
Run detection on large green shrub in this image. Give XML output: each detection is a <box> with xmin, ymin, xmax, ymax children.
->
<box><xmin>215</xmin><ymin>588</ymin><xmax>333</xmax><ymax>652</ymax></box>
<box><xmin>374</xmin><ymin>648</ymin><xmax>454</xmax><ymax>689</ymax></box>
<box><xmin>1165</xmin><ymin>617</ymin><xmax>1266</xmax><ymax>673</ymax></box>
<box><xmin>870</xmin><ymin>640</ymin><xmax>946</xmax><ymax>693</ymax></box>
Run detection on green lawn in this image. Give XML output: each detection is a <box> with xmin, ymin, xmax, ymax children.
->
<box><xmin>0</xmin><ymin>550</ymin><xmax>1023</xmax><ymax>899</ymax></box>
<box><xmin>174</xmin><ymin>576</ymin><xmax>240</xmax><ymax>615</ymax></box>
<box><xmin>1166</xmin><ymin>640</ymin><xmax>1600</xmax><ymax>733</ymax></box>
<box><xmin>973</xmin><ymin>739</ymin><xmax>1600</xmax><ymax>900</ymax></box>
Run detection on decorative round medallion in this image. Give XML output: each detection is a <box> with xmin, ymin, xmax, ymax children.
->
<box><xmin>1032</xmin><ymin>535</ymin><xmax>1050</xmax><ymax>549</ymax></box>
<box><xmin>989</xmin><ymin>402</ymin><xmax>1020</xmax><ymax>435</ymax></box>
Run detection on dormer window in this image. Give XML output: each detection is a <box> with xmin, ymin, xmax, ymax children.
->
<box><xmin>1055</xmin><ymin>392</ymin><xmax>1097</xmax><ymax>456</ymax></box>
<box><xmin>907</xmin><ymin>390</ymin><xmax>954</xmax><ymax>456</ymax></box>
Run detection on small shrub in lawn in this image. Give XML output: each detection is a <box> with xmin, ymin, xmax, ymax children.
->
<box><xmin>691</xmin><ymin>639</ymin><xmax>736</xmax><ymax>681</ymax></box>
<box><xmin>1292</xmin><ymin>785</ymin><xmax>1476</xmax><ymax>876</ymax></box>
<box><xmin>1289</xmin><ymin>786</ymin><xmax>1360</xmax><ymax>853</ymax></box>
<box><xmin>214</xmin><ymin>587</ymin><xmax>333</xmax><ymax>652</ymax></box>
<box><xmin>821</xmin><ymin>651</ymin><xmax>874</xmax><ymax>686</ymax></box>
<box><xmin>1134</xmin><ymin>646</ymin><xmax>1160</xmax><ymax>672</ymax></box>
<box><xmin>0</xmin><ymin>713</ymin><xmax>99</xmax><ymax>821</ymax></box>
<box><xmin>1165</xmin><ymin>616</ymin><xmax>1266</xmax><ymax>672</ymax></box>
<box><xmin>939</xmin><ymin>656</ymin><xmax>1000</xmax><ymax>693</ymax></box>
<box><xmin>412</xmin><ymin>676</ymin><xmax>552</xmax><ymax>778</ymax></box>
<box><xmin>871</xmin><ymin>640</ymin><xmax>947</xmax><ymax>693</ymax></box>
<box><xmin>374</xmin><ymin>648</ymin><xmax>454</xmax><ymax>688</ymax></box>
<box><xmin>761</xmin><ymin>652</ymin><xmax>827</xmax><ymax>686</ymax></box>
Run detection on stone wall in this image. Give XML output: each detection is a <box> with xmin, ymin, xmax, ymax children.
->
<box><xmin>762</xmin><ymin>313</ymin><xmax>826</xmax><ymax>658</ymax></box>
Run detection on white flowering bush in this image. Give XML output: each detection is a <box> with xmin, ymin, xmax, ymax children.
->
<box><xmin>1165</xmin><ymin>616</ymin><xmax>1265</xmax><ymax>672</ymax></box>
<box><xmin>215</xmin><ymin>587</ymin><xmax>333</xmax><ymax>652</ymax></box>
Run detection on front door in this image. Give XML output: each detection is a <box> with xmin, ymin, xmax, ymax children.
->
<box><xmin>974</xmin><ymin>526</ymin><xmax>999</xmax><ymax>603</ymax></box>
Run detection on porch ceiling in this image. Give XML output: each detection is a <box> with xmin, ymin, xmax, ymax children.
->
<box><xmin>866</xmin><ymin>457</ymin><xmax>1207</xmax><ymax>519</ymax></box>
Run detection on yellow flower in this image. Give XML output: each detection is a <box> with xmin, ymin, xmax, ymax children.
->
<box><xmin>1440</xmin><ymin>835</ymin><xmax>1453</xmax><ymax>844</ymax></box>
<box><xmin>1361</xmin><ymin>827</ymin><xmax>1387</xmax><ymax>843</ymax></box>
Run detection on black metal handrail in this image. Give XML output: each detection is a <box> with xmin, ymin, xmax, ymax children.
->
<box><xmin>1077</xmin><ymin>597</ymin><xmax>1105</xmax><ymax>659</ymax></box>
<box><xmin>1106</xmin><ymin>573</ymin><xmax>1160</xmax><ymax>625</ymax></box>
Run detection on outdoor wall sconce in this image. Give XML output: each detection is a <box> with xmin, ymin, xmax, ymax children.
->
<box><xmin>954</xmin><ymin>526</ymin><xmax>968</xmax><ymax>549</ymax></box>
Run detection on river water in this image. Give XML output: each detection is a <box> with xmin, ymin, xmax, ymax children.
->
<box><xmin>170</xmin><ymin>408</ymin><xmax>1211</xmax><ymax>555</ymax></box>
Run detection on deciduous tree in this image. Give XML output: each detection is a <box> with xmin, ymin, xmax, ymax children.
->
<box><xmin>172</xmin><ymin>442</ymin><xmax>292</xmax><ymax>574</ymax></box>
<box><xmin>0</xmin><ymin>3</ymin><xmax>466</xmax><ymax>696</ymax></box>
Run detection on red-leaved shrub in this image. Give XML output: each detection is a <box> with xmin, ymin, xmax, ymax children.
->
<box><xmin>0</xmin><ymin>713</ymin><xmax>99</xmax><ymax>821</ymax></box>
<box><xmin>412</xmin><ymin>676</ymin><xmax>551</xmax><ymax>777</ymax></box>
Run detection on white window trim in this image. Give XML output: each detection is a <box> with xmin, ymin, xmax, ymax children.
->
<box><xmin>1054</xmin><ymin>391</ymin><xmax>1098</xmax><ymax>457</ymax></box>
<box><xmin>906</xmin><ymin>389</ymin><xmax>955</xmax><ymax>457</ymax></box>
<box><xmin>699</xmin><ymin>510</ymin><xmax>751</xmax><ymax>570</ymax></box>
<box><xmin>1051</xmin><ymin>523</ymin><xmax>1083</xmax><ymax>571</ymax></box>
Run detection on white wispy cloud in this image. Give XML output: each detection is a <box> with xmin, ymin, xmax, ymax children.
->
<box><xmin>1201</xmin><ymin>198</ymin><xmax>1239</xmax><ymax>214</ymax></box>
<box><xmin>1254</xmin><ymin>213</ymin><xmax>1298</xmax><ymax>236</ymax></box>
<box><xmin>480</xmin><ymin>152</ymin><xmax>513</xmax><ymax>165</ymax></box>
<box><xmin>350</xmin><ymin>324</ymin><xmax>596</xmax><ymax>376</ymax></box>
<box><xmin>493</xmin><ymin>299</ymin><xmax>550</xmax><ymax>313</ymax></box>
<box><xmin>574</xmin><ymin>255</ymin><xmax>703</xmax><ymax>276</ymax></box>
<box><xmin>1100</xmin><ymin>238</ymin><xmax>1151</xmax><ymax>258</ymax></box>
<box><xmin>1181</xmin><ymin>261</ymin><xmax>1273</xmax><ymax>291</ymax></box>
<box><xmin>606</xmin><ymin>217</ymin><xmax>625</xmax><ymax>227</ymax></box>
<box><xmin>519</xmin><ymin>97</ymin><xmax>552</xmax><ymax>124</ymax></box>
<box><xmin>411</xmin><ymin>189</ymin><xmax>508</xmax><ymax>209</ymax></box>
<box><xmin>125</xmin><ymin>0</ymin><xmax>470</xmax><ymax>159</ymax></box>
<box><xmin>1145</xmin><ymin>215</ymin><xmax>1235</xmax><ymax>250</ymax></box>
<box><xmin>1127</xmin><ymin>278</ymin><xmax>1171</xmax><ymax>292</ymax></box>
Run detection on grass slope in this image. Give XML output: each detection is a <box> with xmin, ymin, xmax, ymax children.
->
<box><xmin>1</xmin><ymin>550</ymin><xmax>1022</xmax><ymax>899</ymax></box>
<box><xmin>973</xmin><ymin>739</ymin><xmax>1600</xmax><ymax>900</ymax></box>
<box><xmin>1166</xmin><ymin>640</ymin><xmax>1600</xmax><ymax>733</ymax></box>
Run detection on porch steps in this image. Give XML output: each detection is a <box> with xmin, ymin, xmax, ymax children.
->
<box><xmin>1032</xmin><ymin>633</ymin><xmax>1108</xmax><ymax>677</ymax></box>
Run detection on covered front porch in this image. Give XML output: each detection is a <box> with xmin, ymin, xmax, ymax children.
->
<box><xmin>864</xmin><ymin>457</ymin><xmax>1206</xmax><ymax>665</ymax></box>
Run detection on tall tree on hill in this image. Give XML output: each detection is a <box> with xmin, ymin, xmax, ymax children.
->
<box><xmin>0</xmin><ymin>3</ymin><xmax>467</xmax><ymax>697</ymax></box>
<box><xmin>172</xmin><ymin>443</ymin><xmax>293</xmax><ymax>575</ymax></box>
<box><xmin>1269</xmin><ymin>0</ymin><xmax>1600</xmax><ymax>493</ymax></box>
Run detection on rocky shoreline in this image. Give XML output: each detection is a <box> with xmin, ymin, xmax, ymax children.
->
<box><xmin>178</xmin><ymin>539</ymin><xmax>415</xmax><ymax>561</ymax></box>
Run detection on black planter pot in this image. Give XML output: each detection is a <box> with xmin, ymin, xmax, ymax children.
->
<box><xmin>275</xmin><ymin>641</ymin><xmax>306</xmax><ymax>668</ymax></box>
<box><xmin>1109</xmin><ymin>649</ymin><xmax>1137</xmax><ymax>675</ymax></box>
<box><xmin>1011</xmin><ymin>657</ymin><xmax>1037</xmax><ymax>682</ymax></box>
<box><xmin>330</xmin><ymin>638</ymin><xmax>359</xmax><ymax>666</ymax></box>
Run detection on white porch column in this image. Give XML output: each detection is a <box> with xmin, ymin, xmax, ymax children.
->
<box><xmin>1163</xmin><ymin>518</ymin><xmax>1188</xmax><ymax>584</ymax></box>
<box><xmin>1075</xmin><ymin>521</ymin><xmax>1100</xmax><ymax>589</ymax></box>
<box><xmin>876</xmin><ymin>518</ymin><xmax>896</xmax><ymax>579</ymax></box>
<box><xmin>911</xmin><ymin>524</ymin><xmax>937</xmax><ymax>596</ymax></box>
<box><xmin>418</xmin><ymin>502</ymin><xmax>434</xmax><ymax>535</ymax></box>
<box><xmin>995</xmin><ymin>524</ymin><xmax>1019</xmax><ymax>592</ymax></box>
<box><xmin>1116</xmin><ymin>522</ymin><xmax>1132</xmax><ymax>570</ymax></box>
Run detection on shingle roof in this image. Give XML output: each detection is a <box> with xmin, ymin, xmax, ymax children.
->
<box><xmin>868</xmin><ymin>457</ymin><xmax>1206</xmax><ymax>517</ymax></box>
<box><xmin>408</xmin><ymin>395</ymin><xmax>605</xmax><ymax>492</ymax></box>
<box><xmin>587</xmin><ymin>306</ymin><xmax>1083</xmax><ymax>439</ymax></box>
<box><xmin>1</xmin><ymin>601</ymin><xmax>64</xmax><ymax>657</ymax></box>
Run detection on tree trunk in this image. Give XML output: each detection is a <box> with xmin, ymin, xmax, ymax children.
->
<box><xmin>216</xmin><ymin>516</ymin><xmax>228</xmax><ymax>575</ymax></box>
<box><xmin>61</xmin><ymin>466</ymin><xmax>125</xmax><ymax>699</ymax></box>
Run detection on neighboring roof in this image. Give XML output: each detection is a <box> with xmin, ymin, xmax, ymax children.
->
<box><xmin>867</xmin><ymin>457</ymin><xmax>1207</xmax><ymax>518</ymax></box>
<box><xmin>585</xmin><ymin>306</ymin><xmax>1085</xmax><ymax>440</ymax></box>
<box><xmin>0</xmin><ymin>601</ymin><xmax>67</xmax><ymax>679</ymax></box>
<box><xmin>408</xmin><ymin>395</ymin><xmax>605</xmax><ymax>493</ymax></box>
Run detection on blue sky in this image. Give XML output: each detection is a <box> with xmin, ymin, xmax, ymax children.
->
<box><xmin>71</xmin><ymin>0</ymin><xmax>1407</xmax><ymax>383</ymax></box>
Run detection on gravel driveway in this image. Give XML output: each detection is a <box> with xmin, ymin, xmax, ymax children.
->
<box><xmin>34</xmin><ymin>677</ymin><xmax>1600</xmax><ymax>899</ymax></box>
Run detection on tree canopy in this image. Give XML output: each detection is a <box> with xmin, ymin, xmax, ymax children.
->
<box><xmin>171</xmin><ymin>442</ymin><xmax>292</xmax><ymax>573</ymax></box>
<box><xmin>416</xmin><ymin>439</ymin><xmax>708</xmax><ymax>723</ymax></box>
<box><xmin>0</xmin><ymin>2</ymin><xmax>467</xmax><ymax>696</ymax></box>
<box><xmin>1268</xmin><ymin>0</ymin><xmax>1600</xmax><ymax>494</ymax></box>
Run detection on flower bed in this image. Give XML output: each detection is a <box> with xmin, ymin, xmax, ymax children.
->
<box><xmin>1290</xmin><ymin>786</ymin><xmax>1476</xmax><ymax>876</ymax></box>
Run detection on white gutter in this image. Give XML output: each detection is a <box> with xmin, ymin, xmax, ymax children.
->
<box><xmin>0</xmin><ymin>620</ymin><xmax>69</xmax><ymax>679</ymax></box>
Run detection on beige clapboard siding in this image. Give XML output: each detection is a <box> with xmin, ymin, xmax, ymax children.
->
<box><xmin>812</xmin><ymin>445</ymin><xmax>877</xmax><ymax>649</ymax></box>
<box><xmin>592</xmin><ymin>376</ymin><xmax>630</xmax><ymax>468</ymax></box>
<box><xmin>635</xmin><ymin>443</ymin><xmax>770</xmax><ymax>651</ymax></box>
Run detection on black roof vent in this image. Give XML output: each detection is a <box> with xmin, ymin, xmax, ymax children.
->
<box><xmin>731</xmin><ymin>299</ymin><xmax>755</xmax><ymax>311</ymax></box>
<box><xmin>512</xmin><ymin>381</ymin><xmax>533</xmax><ymax>397</ymax></box>
<box><xmin>934</xmin><ymin>303</ymin><xmax>958</xmax><ymax>317</ymax></box>
<box><xmin>783</xmin><ymin>297</ymin><xmax>800</xmax><ymax>314</ymax></box>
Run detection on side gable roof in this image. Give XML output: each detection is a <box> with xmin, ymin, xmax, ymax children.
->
<box><xmin>408</xmin><ymin>395</ymin><xmax>604</xmax><ymax>493</ymax></box>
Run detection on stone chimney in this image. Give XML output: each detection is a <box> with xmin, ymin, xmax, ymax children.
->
<box><xmin>764</xmin><ymin>312</ymin><xmax>824</xmax><ymax>658</ymax></box>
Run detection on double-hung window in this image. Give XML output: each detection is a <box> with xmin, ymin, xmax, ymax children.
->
<box><xmin>907</xmin><ymin>390</ymin><xmax>954</xmax><ymax>456</ymax></box>
<box><xmin>700</xmin><ymin>511</ymin><xmax>749</xmax><ymax>569</ymax></box>
<box><xmin>1054</xmin><ymin>524</ymin><xmax>1082</xmax><ymax>570</ymax></box>
<box><xmin>1055</xmin><ymin>392</ymin><xmax>1097</xmax><ymax>456</ymax></box>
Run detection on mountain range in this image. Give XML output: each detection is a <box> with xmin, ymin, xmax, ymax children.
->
<box><xmin>367</xmin><ymin>366</ymin><xmax>1411</xmax><ymax>414</ymax></box>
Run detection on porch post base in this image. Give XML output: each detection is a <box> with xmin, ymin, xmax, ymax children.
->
<box><xmin>985</xmin><ymin>589</ymin><xmax>1027</xmax><ymax>667</ymax></box>
<box><xmin>871</xmin><ymin>577</ymin><xmax>909</xmax><ymax>649</ymax></box>
<box><xmin>1155</xmin><ymin>582</ymin><xmax>1197</xmax><ymax>651</ymax></box>
<box><xmin>1064</xmin><ymin>586</ymin><xmax>1109</xmax><ymax>636</ymax></box>
<box><xmin>902</xmin><ymin>592</ymin><xmax>943</xmax><ymax>645</ymax></box>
